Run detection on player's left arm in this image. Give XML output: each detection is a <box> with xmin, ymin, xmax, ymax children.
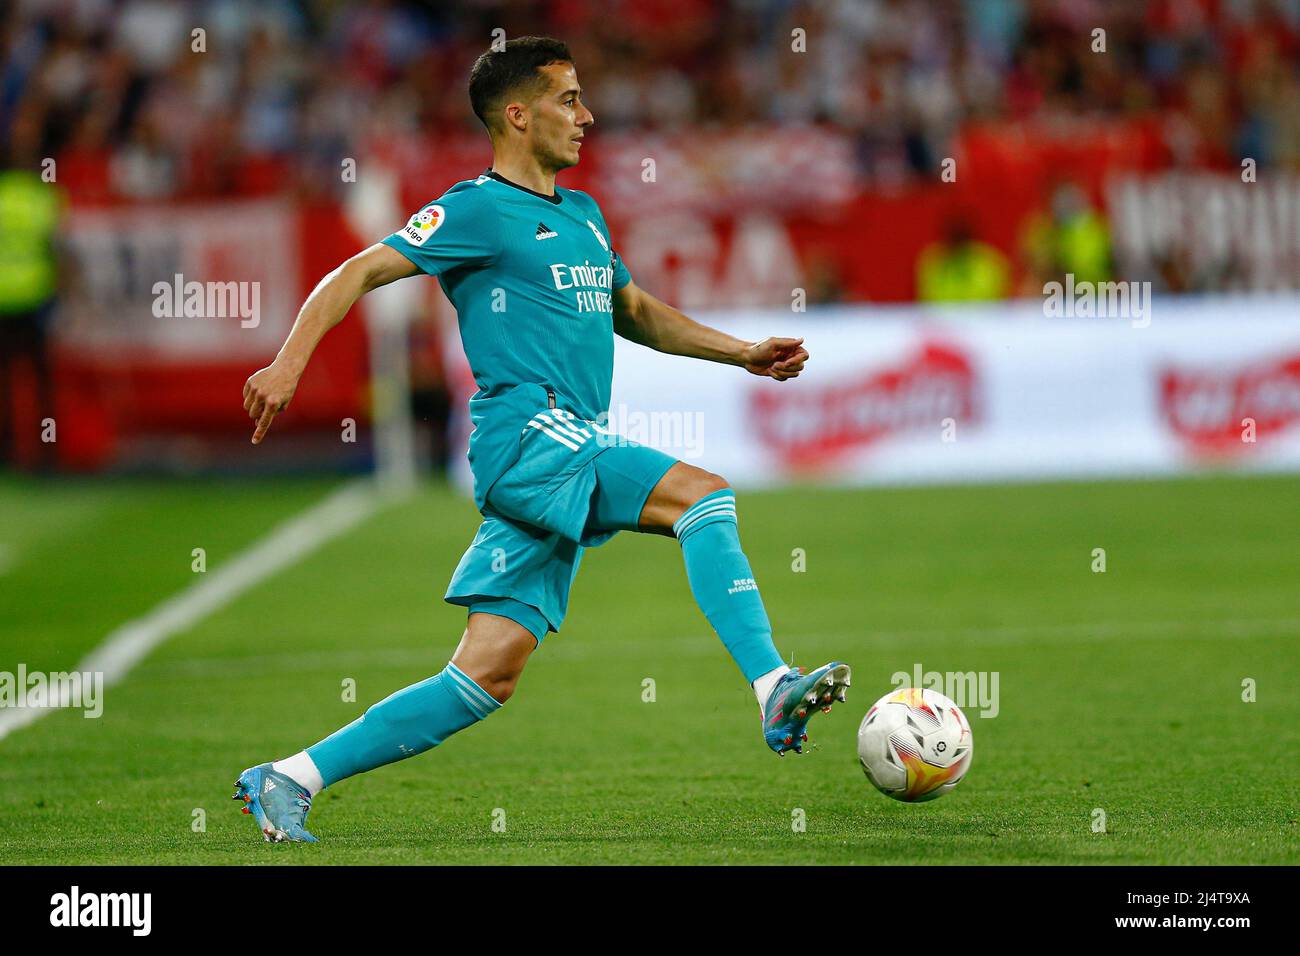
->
<box><xmin>612</xmin><ymin>280</ymin><xmax>808</xmax><ymax>381</ymax></box>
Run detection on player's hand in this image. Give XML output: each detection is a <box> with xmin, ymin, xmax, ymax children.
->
<box><xmin>243</xmin><ymin>361</ymin><xmax>300</xmax><ymax>444</ymax></box>
<box><xmin>741</xmin><ymin>337</ymin><xmax>809</xmax><ymax>382</ymax></box>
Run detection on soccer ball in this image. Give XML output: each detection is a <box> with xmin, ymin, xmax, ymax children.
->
<box><xmin>857</xmin><ymin>688</ymin><xmax>973</xmax><ymax>802</ymax></box>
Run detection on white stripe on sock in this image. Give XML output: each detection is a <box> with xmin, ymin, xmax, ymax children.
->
<box><xmin>444</xmin><ymin>674</ymin><xmax>491</xmax><ymax>718</ymax></box>
<box><xmin>674</xmin><ymin>501</ymin><xmax>737</xmax><ymax>538</ymax></box>
<box><xmin>676</xmin><ymin>508</ymin><xmax>736</xmax><ymax>540</ymax></box>
<box><xmin>445</xmin><ymin>680</ymin><xmax>489</xmax><ymax>719</ymax></box>
<box><xmin>672</xmin><ymin>495</ymin><xmax>736</xmax><ymax>534</ymax></box>
<box><xmin>452</xmin><ymin>671</ymin><xmax>501</xmax><ymax>712</ymax></box>
<box><xmin>446</xmin><ymin>664</ymin><xmax>500</xmax><ymax>715</ymax></box>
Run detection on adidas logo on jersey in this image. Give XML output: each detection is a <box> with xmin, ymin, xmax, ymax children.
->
<box><xmin>535</xmin><ymin>222</ymin><xmax>558</xmax><ymax>240</ymax></box>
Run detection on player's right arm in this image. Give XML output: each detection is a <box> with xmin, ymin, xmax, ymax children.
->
<box><xmin>243</xmin><ymin>242</ymin><xmax>417</xmax><ymax>444</ymax></box>
<box><xmin>246</xmin><ymin>186</ymin><xmax>498</xmax><ymax>444</ymax></box>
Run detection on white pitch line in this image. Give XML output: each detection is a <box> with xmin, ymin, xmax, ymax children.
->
<box><xmin>0</xmin><ymin>478</ymin><xmax>388</xmax><ymax>743</ymax></box>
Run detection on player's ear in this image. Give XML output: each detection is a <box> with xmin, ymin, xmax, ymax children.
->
<box><xmin>503</xmin><ymin>101</ymin><xmax>528</xmax><ymax>133</ymax></box>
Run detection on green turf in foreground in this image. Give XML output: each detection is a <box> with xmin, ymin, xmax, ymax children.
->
<box><xmin>0</xmin><ymin>474</ymin><xmax>1296</xmax><ymax>864</ymax></box>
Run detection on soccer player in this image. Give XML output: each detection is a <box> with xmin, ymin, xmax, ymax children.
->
<box><xmin>234</xmin><ymin>37</ymin><xmax>850</xmax><ymax>842</ymax></box>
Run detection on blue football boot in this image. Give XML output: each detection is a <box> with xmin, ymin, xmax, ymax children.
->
<box><xmin>762</xmin><ymin>662</ymin><xmax>851</xmax><ymax>755</ymax></box>
<box><xmin>231</xmin><ymin>763</ymin><xmax>318</xmax><ymax>843</ymax></box>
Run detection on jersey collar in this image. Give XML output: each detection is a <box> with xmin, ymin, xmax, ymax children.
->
<box><xmin>483</xmin><ymin>168</ymin><xmax>562</xmax><ymax>205</ymax></box>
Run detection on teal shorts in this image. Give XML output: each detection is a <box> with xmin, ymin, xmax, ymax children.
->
<box><xmin>445</xmin><ymin>412</ymin><xmax>678</xmax><ymax>641</ymax></box>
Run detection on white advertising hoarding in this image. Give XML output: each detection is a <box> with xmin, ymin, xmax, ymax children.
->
<box><xmin>449</xmin><ymin>295</ymin><xmax>1300</xmax><ymax>490</ymax></box>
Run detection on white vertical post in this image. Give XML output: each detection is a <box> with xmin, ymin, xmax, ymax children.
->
<box><xmin>343</xmin><ymin>165</ymin><xmax>418</xmax><ymax>496</ymax></box>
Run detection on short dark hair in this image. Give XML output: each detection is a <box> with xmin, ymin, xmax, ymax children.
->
<box><xmin>468</xmin><ymin>36</ymin><xmax>573</xmax><ymax>133</ymax></box>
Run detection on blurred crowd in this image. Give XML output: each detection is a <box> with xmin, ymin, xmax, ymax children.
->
<box><xmin>3</xmin><ymin>0</ymin><xmax>1298</xmax><ymax>470</ymax></box>
<box><xmin>3</xmin><ymin>0</ymin><xmax>1299</xmax><ymax>201</ymax></box>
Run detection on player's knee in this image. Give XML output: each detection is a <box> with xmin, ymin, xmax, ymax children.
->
<box><xmin>686</xmin><ymin>468</ymin><xmax>730</xmax><ymax>505</ymax></box>
<box><xmin>475</xmin><ymin>672</ymin><xmax>519</xmax><ymax>704</ymax></box>
<box><xmin>641</xmin><ymin>463</ymin><xmax>733</xmax><ymax>533</ymax></box>
<box><xmin>461</xmin><ymin>662</ymin><xmax>522</xmax><ymax>705</ymax></box>
<box><xmin>455</xmin><ymin>610</ymin><xmax>537</xmax><ymax>704</ymax></box>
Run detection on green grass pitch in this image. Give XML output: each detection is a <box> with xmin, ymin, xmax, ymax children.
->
<box><xmin>0</xmin><ymin>473</ymin><xmax>1296</xmax><ymax>865</ymax></box>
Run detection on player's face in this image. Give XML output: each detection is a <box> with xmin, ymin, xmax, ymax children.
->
<box><xmin>529</xmin><ymin>63</ymin><xmax>594</xmax><ymax>170</ymax></box>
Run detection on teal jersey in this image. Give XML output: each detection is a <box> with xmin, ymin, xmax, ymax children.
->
<box><xmin>381</xmin><ymin>170</ymin><xmax>632</xmax><ymax>507</ymax></box>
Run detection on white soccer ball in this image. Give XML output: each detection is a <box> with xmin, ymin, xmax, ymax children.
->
<box><xmin>857</xmin><ymin>688</ymin><xmax>973</xmax><ymax>802</ymax></box>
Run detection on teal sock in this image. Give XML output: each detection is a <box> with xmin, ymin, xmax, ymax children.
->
<box><xmin>306</xmin><ymin>662</ymin><xmax>501</xmax><ymax>788</ymax></box>
<box><xmin>674</xmin><ymin>489</ymin><xmax>784</xmax><ymax>684</ymax></box>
